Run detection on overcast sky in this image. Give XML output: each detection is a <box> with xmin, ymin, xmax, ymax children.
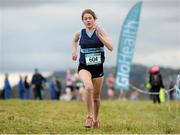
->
<box><xmin>0</xmin><ymin>0</ymin><xmax>179</xmax><ymax>72</ymax></box>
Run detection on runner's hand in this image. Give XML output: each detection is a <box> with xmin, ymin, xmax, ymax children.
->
<box><xmin>94</xmin><ymin>24</ymin><xmax>103</xmax><ymax>36</ymax></box>
<box><xmin>72</xmin><ymin>52</ymin><xmax>77</xmax><ymax>61</ymax></box>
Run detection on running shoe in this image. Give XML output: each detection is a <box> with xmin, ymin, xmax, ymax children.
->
<box><xmin>93</xmin><ymin>120</ymin><xmax>100</xmax><ymax>129</ymax></box>
<box><xmin>84</xmin><ymin>115</ymin><xmax>93</xmax><ymax>128</ymax></box>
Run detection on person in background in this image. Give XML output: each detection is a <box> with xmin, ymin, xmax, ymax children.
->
<box><xmin>24</xmin><ymin>75</ymin><xmax>31</xmax><ymax>99</ymax></box>
<box><xmin>50</xmin><ymin>76</ymin><xmax>59</xmax><ymax>100</ymax></box>
<box><xmin>119</xmin><ymin>89</ymin><xmax>127</xmax><ymax>100</ymax></box>
<box><xmin>65</xmin><ymin>68</ymin><xmax>74</xmax><ymax>100</ymax></box>
<box><xmin>18</xmin><ymin>75</ymin><xmax>24</xmax><ymax>99</ymax></box>
<box><xmin>149</xmin><ymin>65</ymin><xmax>164</xmax><ymax>104</ymax></box>
<box><xmin>168</xmin><ymin>77</ymin><xmax>175</xmax><ymax>100</ymax></box>
<box><xmin>31</xmin><ymin>68</ymin><xmax>46</xmax><ymax>100</ymax></box>
<box><xmin>4</xmin><ymin>73</ymin><xmax>11</xmax><ymax>99</ymax></box>
<box><xmin>130</xmin><ymin>90</ymin><xmax>138</xmax><ymax>101</ymax></box>
<box><xmin>175</xmin><ymin>74</ymin><xmax>180</xmax><ymax>100</ymax></box>
<box><xmin>0</xmin><ymin>88</ymin><xmax>4</xmax><ymax>99</ymax></box>
<box><xmin>55</xmin><ymin>76</ymin><xmax>62</xmax><ymax>100</ymax></box>
<box><xmin>74</xmin><ymin>73</ymin><xmax>84</xmax><ymax>101</ymax></box>
<box><xmin>106</xmin><ymin>73</ymin><xmax>115</xmax><ymax>99</ymax></box>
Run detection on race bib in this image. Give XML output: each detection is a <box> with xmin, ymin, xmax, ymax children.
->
<box><xmin>85</xmin><ymin>53</ymin><xmax>101</xmax><ymax>65</ymax></box>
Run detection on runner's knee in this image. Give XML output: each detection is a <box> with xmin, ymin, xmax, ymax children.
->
<box><xmin>93</xmin><ymin>97</ymin><xmax>100</xmax><ymax>103</ymax></box>
<box><xmin>93</xmin><ymin>94</ymin><xmax>100</xmax><ymax>102</ymax></box>
<box><xmin>85</xmin><ymin>85</ymin><xmax>94</xmax><ymax>92</ymax></box>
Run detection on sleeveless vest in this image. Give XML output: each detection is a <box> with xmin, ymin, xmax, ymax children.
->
<box><xmin>79</xmin><ymin>29</ymin><xmax>105</xmax><ymax>65</ymax></box>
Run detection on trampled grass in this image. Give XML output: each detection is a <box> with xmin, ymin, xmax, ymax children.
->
<box><xmin>0</xmin><ymin>99</ymin><xmax>180</xmax><ymax>134</ymax></box>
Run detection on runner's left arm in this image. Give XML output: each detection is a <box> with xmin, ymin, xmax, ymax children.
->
<box><xmin>95</xmin><ymin>25</ymin><xmax>113</xmax><ymax>51</ymax></box>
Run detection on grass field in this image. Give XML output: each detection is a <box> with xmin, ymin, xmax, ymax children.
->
<box><xmin>0</xmin><ymin>99</ymin><xmax>180</xmax><ymax>134</ymax></box>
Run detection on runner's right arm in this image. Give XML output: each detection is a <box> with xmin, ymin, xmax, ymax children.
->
<box><xmin>72</xmin><ymin>32</ymin><xmax>80</xmax><ymax>61</ymax></box>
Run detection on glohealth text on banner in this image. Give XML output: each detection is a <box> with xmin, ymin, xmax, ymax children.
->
<box><xmin>115</xmin><ymin>1</ymin><xmax>143</xmax><ymax>91</ymax></box>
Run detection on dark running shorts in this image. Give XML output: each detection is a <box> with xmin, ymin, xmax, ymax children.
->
<box><xmin>66</xmin><ymin>85</ymin><xmax>74</xmax><ymax>92</ymax></box>
<box><xmin>78</xmin><ymin>63</ymin><xmax>104</xmax><ymax>78</ymax></box>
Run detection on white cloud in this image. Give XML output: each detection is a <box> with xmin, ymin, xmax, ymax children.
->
<box><xmin>134</xmin><ymin>48</ymin><xmax>180</xmax><ymax>69</ymax></box>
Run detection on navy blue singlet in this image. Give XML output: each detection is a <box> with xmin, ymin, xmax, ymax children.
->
<box><xmin>79</xmin><ymin>29</ymin><xmax>105</xmax><ymax>65</ymax></box>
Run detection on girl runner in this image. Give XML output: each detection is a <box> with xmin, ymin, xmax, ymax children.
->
<box><xmin>72</xmin><ymin>9</ymin><xmax>113</xmax><ymax>128</ymax></box>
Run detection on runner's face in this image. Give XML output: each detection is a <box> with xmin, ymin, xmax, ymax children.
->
<box><xmin>82</xmin><ymin>13</ymin><xmax>95</xmax><ymax>29</ymax></box>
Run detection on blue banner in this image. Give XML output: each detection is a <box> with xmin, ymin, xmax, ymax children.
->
<box><xmin>175</xmin><ymin>74</ymin><xmax>180</xmax><ymax>100</ymax></box>
<box><xmin>115</xmin><ymin>1</ymin><xmax>142</xmax><ymax>91</ymax></box>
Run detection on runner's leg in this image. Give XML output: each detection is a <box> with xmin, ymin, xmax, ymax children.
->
<box><xmin>79</xmin><ymin>70</ymin><xmax>93</xmax><ymax>116</ymax></box>
<box><xmin>92</xmin><ymin>76</ymin><xmax>104</xmax><ymax>121</ymax></box>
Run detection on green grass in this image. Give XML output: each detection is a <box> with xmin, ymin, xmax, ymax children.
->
<box><xmin>0</xmin><ymin>99</ymin><xmax>180</xmax><ymax>134</ymax></box>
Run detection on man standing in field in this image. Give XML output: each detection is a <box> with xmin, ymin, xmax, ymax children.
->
<box><xmin>31</xmin><ymin>68</ymin><xmax>46</xmax><ymax>100</ymax></box>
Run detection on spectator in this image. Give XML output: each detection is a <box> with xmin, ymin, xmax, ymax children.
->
<box><xmin>24</xmin><ymin>75</ymin><xmax>31</xmax><ymax>99</ymax></box>
<box><xmin>149</xmin><ymin>65</ymin><xmax>164</xmax><ymax>104</ymax></box>
<box><xmin>4</xmin><ymin>73</ymin><xmax>11</xmax><ymax>99</ymax></box>
<box><xmin>74</xmin><ymin>73</ymin><xmax>84</xmax><ymax>101</ymax></box>
<box><xmin>18</xmin><ymin>75</ymin><xmax>24</xmax><ymax>99</ymax></box>
<box><xmin>31</xmin><ymin>68</ymin><xmax>46</xmax><ymax>100</ymax></box>
<box><xmin>64</xmin><ymin>68</ymin><xmax>74</xmax><ymax>100</ymax></box>
<box><xmin>106</xmin><ymin>73</ymin><xmax>115</xmax><ymax>99</ymax></box>
<box><xmin>50</xmin><ymin>76</ymin><xmax>61</xmax><ymax>100</ymax></box>
<box><xmin>130</xmin><ymin>90</ymin><xmax>138</xmax><ymax>101</ymax></box>
<box><xmin>55</xmin><ymin>76</ymin><xmax>62</xmax><ymax>100</ymax></box>
<box><xmin>175</xmin><ymin>74</ymin><xmax>180</xmax><ymax>100</ymax></box>
<box><xmin>168</xmin><ymin>77</ymin><xmax>175</xmax><ymax>100</ymax></box>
